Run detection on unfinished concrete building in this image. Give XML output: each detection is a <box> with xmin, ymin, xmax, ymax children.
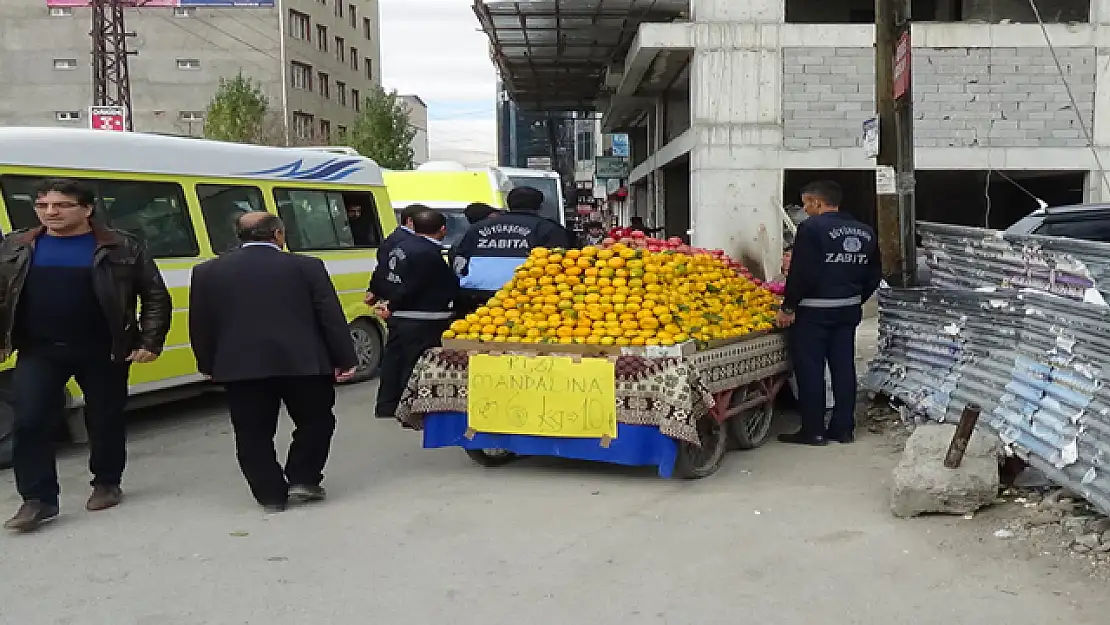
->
<box><xmin>477</xmin><ymin>0</ymin><xmax>1100</xmax><ymax>277</ymax></box>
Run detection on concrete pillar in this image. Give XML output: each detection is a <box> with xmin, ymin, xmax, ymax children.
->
<box><xmin>1092</xmin><ymin>0</ymin><xmax>1110</xmax><ymax>200</ymax></box>
<box><xmin>652</xmin><ymin>96</ymin><xmax>667</xmax><ymax>229</ymax></box>
<box><xmin>688</xmin><ymin>0</ymin><xmax>785</xmax><ymax>279</ymax></box>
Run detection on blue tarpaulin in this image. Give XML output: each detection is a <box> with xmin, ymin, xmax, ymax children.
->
<box><xmin>422</xmin><ymin>411</ymin><xmax>680</xmax><ymax>478</ymax></box>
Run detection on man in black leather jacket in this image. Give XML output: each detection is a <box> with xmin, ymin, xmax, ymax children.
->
<box><xmin>0</xmin><ymin>178</ymin><xmax>171</xmax><ymax>532</ymax></box>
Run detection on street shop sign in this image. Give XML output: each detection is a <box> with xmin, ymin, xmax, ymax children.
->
<box><xmin>467</xmin><ymin>354</ymin><xmax>617</xmax><ymax>440</ymax></box>
<box><xmin>893</xmin><ymin>32</ymin><xmax>911</xmax><ymax>100</ymax></box>
<box><xmin>89</xmin><ymin>106</ymin><xmax>126</xmax><ymax>132</ymax></box>
<box><xmin>595</xmin><ymin>156</ymin><xmax>629</xmax><ymax>180</ymax></box>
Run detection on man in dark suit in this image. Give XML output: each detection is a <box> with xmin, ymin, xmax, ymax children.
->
<box><xmin>188</xmin><ymin>212</ymin><xmax>358</xmax><ymax>512</ymax></box>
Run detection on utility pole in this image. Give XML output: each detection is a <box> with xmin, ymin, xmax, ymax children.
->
<box><xmin>874</xmin><ymin>0</ymin><xmax>917</xmax><ymax>286</ymax></box>
<box><xmin>91</xmin><ymin>0</ymin><xmax>136</xmax><ymax>131</ymax></box>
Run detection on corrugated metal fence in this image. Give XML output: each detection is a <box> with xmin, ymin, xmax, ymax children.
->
<box><xmin>866</xmin><ymin>222</ymin><xmax>1110</xmax><ymax>515</ymax></box>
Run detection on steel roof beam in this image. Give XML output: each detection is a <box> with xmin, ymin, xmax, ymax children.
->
<box><xmin>474</xmin><ymin>0</ymin><xmax>689</xmax><ymax>110</ymax></box>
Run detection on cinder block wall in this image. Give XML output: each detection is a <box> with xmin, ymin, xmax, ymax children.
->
<box><xmin>781</xmin><ymin>46</ymin><xmax>1096</xmax><ymax>150</ymax></box>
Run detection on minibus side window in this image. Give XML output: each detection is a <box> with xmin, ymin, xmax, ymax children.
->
<box><xmin>0</xmin><ymin>175</ymin><xmax>199</xmax><ymax>258</ymax></box>
<box><xmin>98</xmin><ymin>180</ymin><xmax>199</xmax><ymax>258</ymax></box>
<box><xmin>272</xmin><ymin>188</ymin><xmax>382</xmax><ymax>251</ymax></box>
<box><xmin>197</xmin><ymin>184</ymin><xmax>267</xmax><ymax>254</ymax></box>
<box><xmin>340</xmin><ymin>191</ymin><xmax>383</xmax><ymax>247</ymax></box>
<box><xmin>0</xmin><ymin>176</ymin><xmax>39</xmax><ymax>231</ymax></box>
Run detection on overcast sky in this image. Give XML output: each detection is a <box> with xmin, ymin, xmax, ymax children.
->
<box><xmin>378</xmin><ymin>0</ymin><xmax>498</xmax><ymax>166</ymax></box>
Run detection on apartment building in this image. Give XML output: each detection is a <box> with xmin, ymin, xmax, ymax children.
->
<box><xmin>0</xmin><ymin>0</ymin><xmax>382</xmax><ymax>143</ymax></box>
<box><xmin>400</xmin><ymin>94</ymin><xmax>429</xmax><ymax>165</ymax></box>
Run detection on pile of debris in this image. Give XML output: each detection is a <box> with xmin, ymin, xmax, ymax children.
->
<box><xmin>873</xmin><ymin>410</ymin><xmax>1110</xmax><ymax>577</ymax></box>
<box><xmin>993</xmin><ymin>486</ymin><xmax>1110</xmax><ymax>579</ymax></box>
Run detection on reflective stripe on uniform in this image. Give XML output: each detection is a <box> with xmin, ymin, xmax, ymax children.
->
<box><xmin>798</xmin><ymin>295</ymin><xmax>862</xmax><ymax>308</ymax></box>
<box><xmin>391</xmin><ymin>310</ymin><xmax>453</xmax><ymax>320</ymax></box>
<box><xmin>459</xmin><ymin>256</ymin><xmax>523</xmax><ymax>291</ymax></box>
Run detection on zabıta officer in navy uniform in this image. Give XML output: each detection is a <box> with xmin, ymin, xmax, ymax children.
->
<box><xmin>364</xmin><ymin>203</ymin><xmax>427</xmax><ymax>308</ymax></box>
<box><xmin>776</xmin><ymin>180</ymin><xmax>882</xmax><ymax>446</ymax></box>
<box><xmin>449</xmin><ymin>186</ymin><xmax>572</xmax><ymax>316</ymax></box>
<box><xmin>369</xmin><ymin>209</ymin><xmax>459</xmax><ymax>421</ymax></box>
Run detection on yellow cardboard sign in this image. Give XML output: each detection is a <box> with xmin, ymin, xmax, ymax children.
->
<box><xmin>467</xmin><ymin>354</ymin><xmax>618</xmax><ymax>439</ymax></box>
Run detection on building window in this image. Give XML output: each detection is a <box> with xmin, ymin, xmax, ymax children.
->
<box><xmin>0</xmin><ymin>175</ymin><xmax>199</xmax><ymax>258</ymax></box>
<box><xmin>176</xmin><ymin>58</ymin><xmax>201</xmax><ymax>70</ymax></box>
<box><xmin>335</xmin><ymin>37</ymin><xmax>345</xmax><ymax>63</ymax></box>
<box><xmin>179</xmin><ymin>111</ymin><xmax>204</xmax><ymax>122</ymax></box>
<box><xmin>350</xmin><ymin>48</ymin><xmax>358</xmax><ymax>71</ymax></box>
<box><xmin>319</xmin><ymin>72</ymin><xmax>330</xmax><ymax>99</ymax></box>
<box><xmin>316</xmin><ymin>25</ymin><xmax>328</xmax><ymax>51</ymax></box>
<box><xmin>352</xmin><ymin>89</ymin><xmax>360</xmax><ymax>112</ymax></box>
<box><xmin>291</xmin><ymin>62</ymin><xmax>313</xmax><ymax>91</ymax></box>
<box><xmin>576</xmin><ymin>122</ymin><xmax>595</xmax><ymax>161</ymax></box>
<box><xmin>173</xmin><ymin>7</ymin><xmax>195</xmax><ymax>17</ymax></box>
<box><xmin>335</xmin><ymin>1</ymin><xmax>343</xmax><ymax>17</ymax></box>
<box><xmin>274</xmin><ymin>188</ymin><xmax>382</xmax><ymax>250</ymax></box>
<box><xmin>337</xmin><ymin>125</ymin><xmax>347</xmax><ymax>140</ymax></box>
<box><xmin>320</xmin><ymin>120</ymin><xmax>332</xmax><ymax>142</ymax></box>
<box><xmin>364</xmin><ymin>59</ymin><xmax>373</xmax><ymax>81</ymax></box>
<box><xmin>55</xmin><ymin>111</ymin><xmax>80</xmax><ymax>122</ymax></box>
<box><xmin>288</xmin><ymin>9</ymin><xmax>311</xmax><ymax>40</ymax></box>
<box><xmin>348</xmin><ymin>4</ymin><xmax>357</xmax><ymax>28</ymax></box>
<box><xmin>53</xmin><ymin>58</ymin><xmax>78</xmax><ymax>70</ymax></box>
<box><xmin>49</xmin><ymin>7</ymin><xmax>73</xmax><ymax>16</ymax></box>
<box><xmin>363</xmin><ymin>17</ymin><xmax>373</xmax><ymax>40</ymax></box>
<box><xmin>337</xmin><ymin>82</ymin><xmax>347</xmax><ymax>107</ymax></box>
<box><xmin>196</xmin><ymin>184</ymin><xmax>267</xmax><ymax>254</ymax></box>
<box><xmin>292</xmin><ymin>112</ymin><xmax>315</xmax><ymax>141</ymax></box>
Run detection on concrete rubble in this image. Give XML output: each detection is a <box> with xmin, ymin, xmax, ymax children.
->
<box><xmin>890</xmin><ymin>424</ymin><xmax>1001</xmax><ymax>518</ymax></box>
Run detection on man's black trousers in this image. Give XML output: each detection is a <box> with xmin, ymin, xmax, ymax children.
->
<box><xmin>789</xmin><ymin>307</ymin><xmax>861</xmax><ymax>440</ymax></box>
<box><xmin>12</xmin><ymin>345</ymin><xmax>130</xmax><ymax>506</ymax></box>
<box><xmin>375</xmin><ymin>317</ymin><xmax>449</xmax><ymax>418</ymax></box>
<box><xmin>223</xmin><ymin>375</ymin><xmax>337</xmax><ymax>506</ymax></box>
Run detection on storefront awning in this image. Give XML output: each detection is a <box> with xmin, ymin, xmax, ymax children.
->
<box><xmin>473</xmin><ymin>0</ymin><xmax>688</xmax><ymax>111</ymax></box>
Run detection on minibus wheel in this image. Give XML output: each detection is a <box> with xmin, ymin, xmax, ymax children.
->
<box><xmin>348</xmin><ymin>319</ymin><xmax>383</xmax><ymax>383</ymax></box>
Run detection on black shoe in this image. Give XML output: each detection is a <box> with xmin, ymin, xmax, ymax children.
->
<box><xmin>87</xmin><ymin>485</ymin><xmax>123</xmax><ymax>511</ymax></box>
<box><xmin>288</xmin><ymin>484</ymin><xmax>327</xmax><ymax>504</ymax></box>
<box><xmin>261</xmin><ymin>502</ymin><xmax>287</xmax><ymax>514</ymax></box>
<box><xmin>3</xmin><ymin>501</ymin><xmax>60</xmax><ymax>532</ymax></box>
<box><xmin>827</xmin><ymin>431</ymin><xmax>856</xmax><ymax>444</ymax></box>
<box><xmin>777</xmin><ymin>431</ymin><xmax>828</xmax><ymax>446</ymax></box>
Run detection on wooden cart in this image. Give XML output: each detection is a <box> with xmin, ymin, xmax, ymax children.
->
<box><xmin>401</xmin><ymin>332</ymin><xmax>791</xmax><ymax>479</ymax></box>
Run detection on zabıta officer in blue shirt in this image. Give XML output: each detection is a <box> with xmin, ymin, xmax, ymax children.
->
<box><xmin>776</xmin><ymin>180</ymin><xmax>882</xmax><ymax>447</ymax></box>
<box><xmin>0</xmin><ymin>179</ymin><xmax>171</xmax><ymax>532</ymax></box>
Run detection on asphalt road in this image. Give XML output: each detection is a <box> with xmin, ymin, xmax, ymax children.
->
<box><xmin>1</xmin><ymin>379</ymin><xmax>1109</xmax><ymax>625</ymax></box>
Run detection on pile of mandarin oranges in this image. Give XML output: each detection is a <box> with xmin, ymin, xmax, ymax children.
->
<box><xmin>444</xmin><ymin>243</ymin><xmax>780</xmax><ymax>347</ymax></box>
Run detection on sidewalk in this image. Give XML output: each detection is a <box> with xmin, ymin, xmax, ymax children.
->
<box><xmin>857</xmin><ymin>313</ymin><xmax>879</xmax><ymax>369</ymax></box>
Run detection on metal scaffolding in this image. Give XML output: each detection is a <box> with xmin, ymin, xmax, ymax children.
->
<box><xmin>473</xmin><ymin>0</ymin><xmax>687</xmax><ymax>111</ymax></box>
<box><xmin>91</xmin><ymin>0</ymin><xmax>135</xmax><ymax>131</ymax></box>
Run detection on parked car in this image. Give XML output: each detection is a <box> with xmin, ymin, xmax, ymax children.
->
<box><xmin>1005</xmin><ymin>203</ymin><xmax>1110</xmax><ymax>242</ymax></box>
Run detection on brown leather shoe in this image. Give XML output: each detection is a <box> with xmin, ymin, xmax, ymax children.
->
<box><xmin>86</xmin><ymin>485</ymin><xmax>123</xmax><ymax>511</ymax></box>
<box><xmin>4</xmin><ymin>501</ymin><xmax>60</xmax><ymax>532</ymax></box>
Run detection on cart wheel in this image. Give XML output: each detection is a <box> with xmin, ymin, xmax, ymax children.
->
<box><xmin>728</xmin><ymin>388</ymin><xmax>777</xmax><ymax>450</ymax></box>
<box><xmin>674</xmin><ymin>416</ymin><xmax>728</xmax><ymax>479</ymax></box>
<box><xmin>465</xmin><ymin>448</ymin><xmax>519</xmax><ymax>467</ymax></box>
